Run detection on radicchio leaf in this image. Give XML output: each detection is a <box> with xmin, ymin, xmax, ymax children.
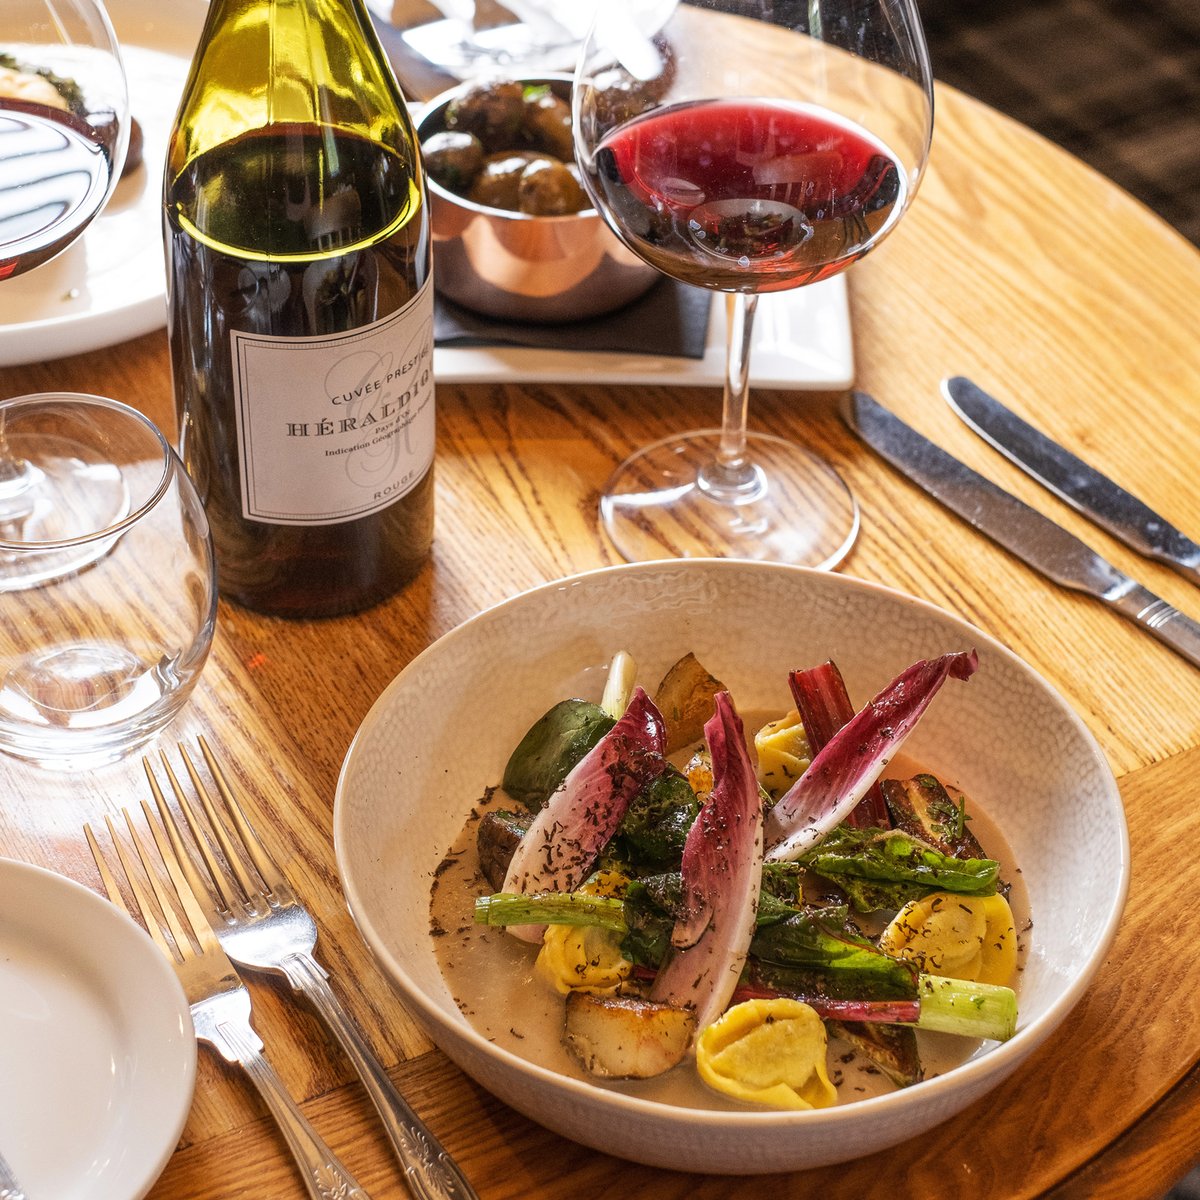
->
<box><xmin>764</xmin><ymin>651</ymin><xmax>978</xmax><ymax>863</ymax></box>
<box><xmin>501</xmin><ymin>687</ymin><xmax>666</xmax><ymax>941</ymax></box>
<box><xmin>649</xmin><ymin>692</ymin><xmax>763</xmax><ymax>1031</ymax></box>
<box><xmin>789</xmin><ymin>660</ymin><xmax>890</xmax><ymax>829</ymax></box>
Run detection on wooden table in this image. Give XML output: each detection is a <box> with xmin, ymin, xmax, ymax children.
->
<box><xmin>3</xmin><ymin>73</ymin><xmax>1200</xmax><ymax>1200</ymax></box>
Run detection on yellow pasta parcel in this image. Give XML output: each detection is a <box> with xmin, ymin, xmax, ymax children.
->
<box><xmin>753</xmin><ymin>710</ymin><xmax>811</xmax><ymax>798</ymax></box>
<box><xmin>879</xmin><ymin>890</ymin><xmax>1017</xmax><ymax>986</ymax></box>
<box><xmin>535</xmin><ymin>871</ymin><xmax>632</xmax><ymax>995</ymax></box>
<box><xmin>696</xmin><ymin>998</ymin><xmax>837</xmax><ymax>1110</ymax></box>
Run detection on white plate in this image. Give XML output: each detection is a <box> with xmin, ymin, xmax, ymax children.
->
<box><xmin>0</xmin><ymin>858</ymin><xmax>196</xmax><ymax>1199</ymax></box>
<box><xmin>0</xmin><ymin>0</ymin><xmax>206</xmax><ymax>368</ymax></box>
<box><xmin>333</xmin><ymin>559</ymin><xmax>1128</xmax><ymax>1174</ymax></box>
<box><xmin>435</xmin><ymin>274</ymin><xmax>854</xmax><ymax>388</ymax></box>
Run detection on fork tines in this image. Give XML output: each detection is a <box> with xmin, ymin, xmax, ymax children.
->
<box><xmin>145</xmin><ymin>736</ymin><xmax>285</xmax><ymax>917</ymax></box>
<box><xmin>85</xmin><ymin>802</ymin><xmax>220</xmax><ymax>963</ymax></box>
<box><xmin>138</xmin><ymin>739</ymin><xmax>480</xmax><ymax>1199</ymax></box>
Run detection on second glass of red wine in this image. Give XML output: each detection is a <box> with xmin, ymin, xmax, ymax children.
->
<box><xmin>0</xmin><ymin>0</ymin><xmax>129</xmax><ymax>281</ymax></box>
<box><xmin>573</xmin><ymin>0</ymin><xmax>933</xmax><ymax>566</ymax></box>
<box><xmin>1</xmin><ymin>0</ymin><xmax>130</xmax><ymax>556</ymax></box>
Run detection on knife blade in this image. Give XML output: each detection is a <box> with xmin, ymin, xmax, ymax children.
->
<box><xmin>843</xmin><ymin>390</ymin><xmax>1200</xmax><ymax>670</ymax></box>
<box><xmin>943</xmin><ymin>375</ymin><xmax>1200</xmax><ymax>583</ymax></box>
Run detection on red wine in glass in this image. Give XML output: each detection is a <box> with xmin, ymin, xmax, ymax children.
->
<box><xmin>592</xmin><ymin>98</ymin><xmax>906</xmax><ymax>291</ymax></box>
<box><xmin>573</xmin><ymin>0</ymin><xmax>933</xmax><ymax>568</ymax></box>
<box><xmin>0</xmin><ymin>102</ymin><xmax>116</xmax><ymax>280</ymax></box>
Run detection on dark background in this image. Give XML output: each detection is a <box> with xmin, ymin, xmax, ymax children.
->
<box><xmin>921</xmin><ymin>0</ymin><xmax>1200</xmax><ymax>246</ymax></box>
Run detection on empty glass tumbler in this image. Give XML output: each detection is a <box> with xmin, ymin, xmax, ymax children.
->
<box><xmin>0</xmin><ymin>393</ymin><xmax>217</xmax><ymax>769</ymax></box>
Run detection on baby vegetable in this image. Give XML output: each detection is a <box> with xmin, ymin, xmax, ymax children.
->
<box><xmin>501</xmin><ymin>689</ymin><xmax>666</xmax><ymax>940</ymax></box>
<box><xmin>471</xmin><ymin>647</ymin><xmax>1023</xmax><ymax>1107</ymax></box>
<box><xmin>798</xmin><ymin>826</ymin><xmax>1001</xmax><ymax>914</ymax></box>
<box><xmin>764</xmin><ymin>651</ymin><xmax>979</xmax><ymax>862</ymax></box>
<box><xmin>615</xmin><ymin>768</ymin><xmax>699</xmax><ymax>870</ymax></box>
<box><xmin>653</xmin><ymin>652</ymin><xmax>728</xmax><ymax>754</ymax></box>
<box><xmin>881</xmin><ymin>774</ymin><xmax>988</xmax><ymax>860</ymax></box>
<box><xmin>476</xmin><ymin>809</ymin><xmax>532</xmax><ymax>892</ymax></box>
<box><xmin>696</xmin><ymin>999</ymin><xmax>837</xmax><ymax>1110</ymax></box>
<box><xmin>789</xmin><ymin>660</ymin><xmax>889</xmax><ymax>828</ymax></box>
<box><xmin>648</xmin><ymin>693</ymin><xmax>764</xmax><ymax>1031</ymax></box>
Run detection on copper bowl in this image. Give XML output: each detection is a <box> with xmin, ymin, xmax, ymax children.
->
<box><xmin>417</xmin><ymin>76</ymin><xmax>659</xmax><ymax>323</ymax></box>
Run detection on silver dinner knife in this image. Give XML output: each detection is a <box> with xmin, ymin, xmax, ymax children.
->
<box><xmin>843</xmin><ymin>390</ymin><xmax>1200</xmax><ymax>669</ymax></box>
<box><xmin>943</xmin><ymin>375</ymin><xmax>1200</xmax><ymax>584</ymax></box>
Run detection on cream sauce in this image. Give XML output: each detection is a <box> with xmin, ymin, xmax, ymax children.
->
<box><xmin>429</xmin><ymin>732</ymin><xmax>1030</xmax><ymax>1112</ymax></box>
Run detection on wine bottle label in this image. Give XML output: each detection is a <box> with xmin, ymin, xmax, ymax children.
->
<box><xmin>229</xmin><ymin>276</ymin><xmax>435</xmax><ymax>526</ymax></box>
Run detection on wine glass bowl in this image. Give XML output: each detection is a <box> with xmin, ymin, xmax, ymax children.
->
<box><xmin>400</xmin><ymin>0</ymin><xmax>587</xmax><ymax>82</ymax></box>
<box><xmin>0</xmin><ymin>0</ymin><xmax>130</xmax><ymax>280</ymax></box>
<box><xmin>572</xmin><ymin>0</ymin><xmax>934</xmax><ymax>565</ymax></box>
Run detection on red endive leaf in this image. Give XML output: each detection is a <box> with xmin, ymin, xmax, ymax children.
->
<box><xmin>764</xmin><ymin>651</ymin><xmax>978</xmax><ymax>862</ymax></box>
<box><xmin>502</xmin><ymin>687</ymin><xmax>666</xmax><ymax>941</ymax></box>
<box><xmin>649</xmin><ymin>691</ymin><xmax>763</xmax><ymax>1031</ymax></box>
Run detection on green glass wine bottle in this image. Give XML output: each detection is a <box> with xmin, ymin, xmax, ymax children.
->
<box><xmin>165</xmin><ymin>0</ymin><xmax>434</xmax><ymax>618</ymax></box>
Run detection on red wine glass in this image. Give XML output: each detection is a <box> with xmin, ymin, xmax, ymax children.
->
<box><xmin>573</xmin><ymin>0</ymin><xmax>934</xmax><ymax>565</ymax></box>
<box><xmin>1</xmin><ymin>0</ymin><xmax>130</xmax><ymax>544</ymax></box>
<box><xmin>1</xmin><ymin>0</ymin><xmax>130</xmax><ymax>280</ymax></box>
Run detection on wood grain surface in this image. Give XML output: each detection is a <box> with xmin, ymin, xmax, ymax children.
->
<box><xmin>3</xmin><ymin>61</ymin><xmax>1200</xmax><ymax>1200</ymax></box>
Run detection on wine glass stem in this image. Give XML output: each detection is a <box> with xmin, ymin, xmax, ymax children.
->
<box><xmin>0</xmin><ymin>413</ymin><xmax>18</xmax><ymax>481</ymax></box>
<box><xmin>0</xmin><ymin>413</ymin><xmax>38</xmax><ymax>528</ymax></box>
<box><xmin>698</xmin><ymin>292</ymin><xmax>765</xmax><ymax>501</ymax></box>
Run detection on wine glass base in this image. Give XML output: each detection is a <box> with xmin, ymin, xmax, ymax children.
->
<box><xmin>599</xmin><ymin>429</ymin><xmax>859</xmax><ymax>568</ymax></box>
<box><xmin>0</xmin><ymin>451</ymin><xmax>131</xmax><ymax>588</ymax></box>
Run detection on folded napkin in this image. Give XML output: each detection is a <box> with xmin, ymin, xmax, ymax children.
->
<box><xmin>434</xmin><ymin>278</ymin><xmax>713</xmax><ymax>360</ymax></box>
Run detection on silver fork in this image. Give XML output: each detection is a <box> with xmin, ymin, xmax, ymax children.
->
<box><xmin>146</xmin><ymin>739</ymin><xmax>478</xmax><ymax>1200</ymax></box>
<box><xmin>85</xmin><ymin>807</ymin><xmax>371</xmax><ymax>1200</ymax></box>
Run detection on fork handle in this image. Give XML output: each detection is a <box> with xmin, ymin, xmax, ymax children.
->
<box><xmin>218</xmin><ymin>1018</ymin><xmax>372</xmax><ymax>1200</ymax></box>
<box><xmin>281</xmin><ymin>952</ymin><xmax>480</xmax><ymax>1200</ymax></box>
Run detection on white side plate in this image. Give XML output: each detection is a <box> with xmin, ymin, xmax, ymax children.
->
<box><xmin>434</xmin><ymin>274</ymin><xmax>854</xmax><ymax>388</ymax></box>
<box><xmin>0</xmin><ymin>858</ymin><xmax>196</xmax><ymax>1200</ymax></box>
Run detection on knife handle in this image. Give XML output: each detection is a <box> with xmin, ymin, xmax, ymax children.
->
<box><xmin>1108</xmin><ymin>585</ymin><xmax>1200</xmax><ymax>669</ymax></box>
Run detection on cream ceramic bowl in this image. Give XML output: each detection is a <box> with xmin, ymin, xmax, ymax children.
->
<box><xmin>417</xmin><ymin>76</ymin><xmax>660</xmax><ymax>322</ymax></box>
<box><xmin>333</xmin><ymin>560</ymin><xmax>1128</xmax><ymax>1174</ymax></box>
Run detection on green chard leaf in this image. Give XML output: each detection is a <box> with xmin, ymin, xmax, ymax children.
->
<box><xmin>799</xmin><ymin>826</ymin><xmax>1000</xmax><ymax>913</ymax></box>
<box><xmin>615</xmin><ymin>767</ymin><xmax>699</xmax><ymax>869</ymax></box>
<box><xmin>501</xmin><ymin>699</ymin><xmax>615</xmax><ymax>811</ymax></box>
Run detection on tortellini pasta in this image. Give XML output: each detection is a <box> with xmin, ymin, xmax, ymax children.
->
<box><xmin>879</xmin><ymin>890</ymin><xmax>1017</xmax><ymax>986</ymax></box>
<box><xmin>535</xmin><ymin>871</ymin><xmax>632</xmax><ymax>995</ymax></box>
<box><xmin>696</xmin><ymin>999</ymin><xmax>837</xmax><ymax>1110</ymax></box>
<box><xmin>753</xmin><ymin>709</ymin><xmax>811</xmax><ymax>798</ymax></box>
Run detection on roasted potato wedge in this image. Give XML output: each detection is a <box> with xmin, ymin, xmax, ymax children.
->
<box><xmin>654</xmin><ymin>652</ymin><xmax>727</xmax><ymax>755</ymax></box>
